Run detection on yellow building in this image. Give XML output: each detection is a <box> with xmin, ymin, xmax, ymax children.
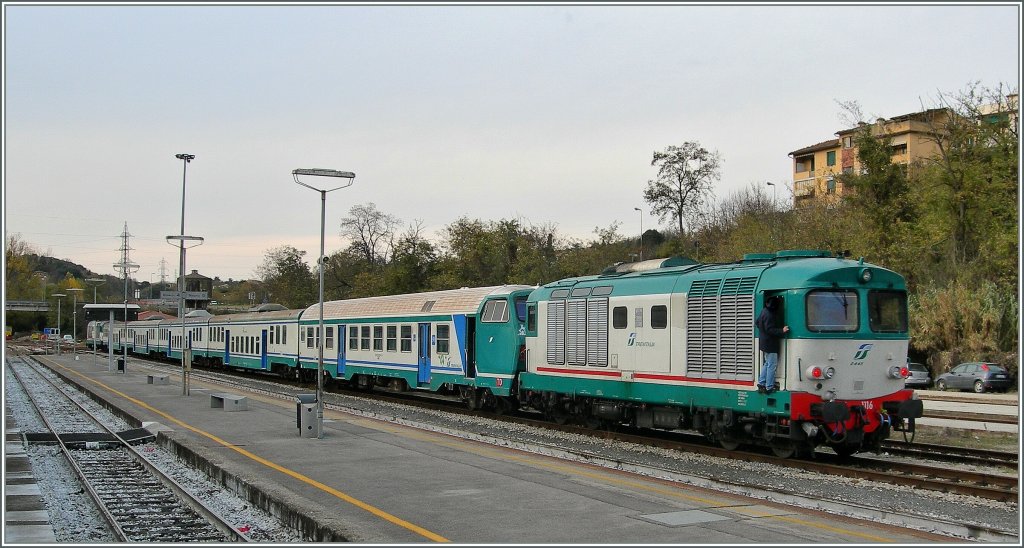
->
<box><xmin>788</xmin><ymin>108</ymin><xmax>949</xmax><ymax>207</ymax></box>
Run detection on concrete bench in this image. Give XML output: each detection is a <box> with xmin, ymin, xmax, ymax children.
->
<box><xmin>146</xmin><ymin>374</ymin><xmax>169</xmax><ymax>385</ymax></box>
<box><xmin>210</xmin><ymin>393</ymin><xmax>248</xmax><ymax>412</ymax></box>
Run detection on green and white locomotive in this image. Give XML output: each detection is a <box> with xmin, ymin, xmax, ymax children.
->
<box><xmin>518</xmin><ymin>250</ymin><xmax>923</xmax><ymax>457</ymax></box>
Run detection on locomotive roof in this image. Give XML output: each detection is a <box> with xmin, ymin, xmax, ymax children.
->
<box><xmin>532</xmin><ymin>251</ymin><xmax>905</xmax><ymax>297</ymax></box>
<box><xmin>301</xmin><ymin>285</ymin><xmax>534</xmax><ymax>321</ymax></box>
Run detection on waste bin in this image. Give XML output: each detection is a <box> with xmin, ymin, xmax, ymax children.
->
<box><xmin>117</xmin><ymin>358</ymin><xmax>125</xmax><ymax>372</ymax></box>
<box><xmin>296</xmin><ymin>394</ymin><xmax>317</xmax><ymax>436</ymax></box>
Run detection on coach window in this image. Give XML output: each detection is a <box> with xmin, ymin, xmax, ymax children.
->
<box><xmin>361</xmin><ymin>326</ymin><xmax>371</xmax><ymax>350</ymax></box>
<box><xmin>436</xmin><ymin>324</ymin><xmax>450</xmax><ymax>354</ymax></box>
<box><xmin>386</xmin><ymin>326</ymin><xmax>397</xmax><ymax>351</ymax></box>
<box><xmin>373</xmin><ymin>326</ymin><xmax>383</xmax><ymax>351</ymax></box>
<box><xmin>806</xmin><ymin>290</ymin><xmax>859</xmax><ymax>333</ymax></box>
<box><xmin>307</xmin><ymin>327</ymin><xmax>316</xmax><ymax>349</ymax></box>
<box><xmin>651</xmin><ymin>305</ymin><xmax>668</xmax><ymax>329</ymax></box>
<box><xmin>269</xmin><ymin>328</ymin><xmax>275</xmax><ymax>346</ymax></box>
<box><xmin>612</xmin><ymin>306</ymin><xmax>628</xmax><ymax>329</ymax></box>
<box><xmin>349</xmin><ymin>326</ymin><xmax>358</xmax><ymax>350</ymax></box>
<box><xmin>400</xmin><ymin>325</ymin><xmax>413</xmax><ymax>352</ymax></box>
<box><xmin>325</xmin><ymin>326</ymin><xmax>334</xmax><ymax>350</ymax></box>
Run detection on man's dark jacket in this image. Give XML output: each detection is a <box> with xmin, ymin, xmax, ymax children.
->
<box><xmin>756</xmin><ymin>304</ymin><xmax>785</xmax><ymax>353</ymax></box>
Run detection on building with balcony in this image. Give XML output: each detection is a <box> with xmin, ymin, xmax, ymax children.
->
<box><xmin>788</xmin><ymin>93</ymin><xmax>1017</xmax><ymax>208</ymax></box>
<box><xmin>788</xmin><ymin>108</ymin><xmax>949</xmax><ymax>208</ymax></box>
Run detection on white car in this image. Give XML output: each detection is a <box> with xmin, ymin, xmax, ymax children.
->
<box><xmin>62</xmin><ymin>334</ymin><xmax>75</xmax><ymax>344</ymax></box>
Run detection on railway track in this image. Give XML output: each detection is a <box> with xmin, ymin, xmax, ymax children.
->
<box><xmin>6</xmin><ymin>354</ymin><xmax>250</xmax><ymax>543</ymax></box>
<box><xmin>40</xmin><ymin>350</ymin><xmax>1021</xmax><ymax>503</ymax></box>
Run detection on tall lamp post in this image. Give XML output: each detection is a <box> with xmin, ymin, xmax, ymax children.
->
<box><xmin>51</xmin><ymin>293</ymin><xmax>65</xmax><ymax>355</ymax></box>
<box><xmin>171</xmin><ymin>152</ymin><xmax>202</xmax><ymax>396</ymax></box>
<box><xmin>766</xmin><ymin>182</ymin><xmax>777</xmax><ymax>249</ymax></box>
<box><xmin>293</xmin><ymin>167</ymin><xmax>356</xmax><ymax>439</ymax></box>
<box><xmin>66</xmin><ymin>288</ymin><xmax>83</xmax><ymax>359</ymax></box>
<box><xmin>633</xmin><ymin>207</ymin><xmax>643</xmax><ymax>262</ymax></box>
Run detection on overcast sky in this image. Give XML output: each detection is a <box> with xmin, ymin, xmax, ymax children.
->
<box><xmin>4</xmin><ymin>2</ymin><xmax>1020</xmax><ymax>283</ymax></box>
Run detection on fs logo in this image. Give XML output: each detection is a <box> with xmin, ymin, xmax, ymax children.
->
<box><xmin>627</xmin><ymin>333</ymin><xmax>636</xmax><ymax>346</ymax></box>
<box><xmin>851</xmin><ymin>343</ymin><xmax>873</xmax><ymax>365</ymax></box>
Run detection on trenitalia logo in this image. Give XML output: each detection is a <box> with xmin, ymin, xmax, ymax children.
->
<box><xmin>852</xmin><ymin>343</ymin><xmax>874</xmax><ymax>363</ymax></box>
<box><xmin>627</xmin><ymin>333</ymin><xmax>655</xmax><ymax>348</ymax></box>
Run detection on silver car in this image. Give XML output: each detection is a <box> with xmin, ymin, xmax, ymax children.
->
<box><xmin>905</xmin><ymin>362</ymin><xmax>931</xmax><ymax>389</ymax></box>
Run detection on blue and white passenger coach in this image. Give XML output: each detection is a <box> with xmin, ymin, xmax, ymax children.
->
<box><xmin>298</xmin><ymin>285</ymin><xmax>534</xmax><ymax>411</ymax></box>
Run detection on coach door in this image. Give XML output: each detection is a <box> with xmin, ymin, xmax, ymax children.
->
<box><xmin>337</xmin><ymin>324</ymin><xmax>347</xmax><ymax>377</ymax></box>
<box><xmin>224</xmin><ymin>329</ymin><xmax>231</xmax><ymax>365</ymax></box>
<box><xmin>261</xmin><ymin>329</ymin><xmax>268</xmax><ymax>370</ymax></box>
<box><xmin>417</xmin><ymin>322</ymin><xmax>432</xmax><ymax>384</ymax></box>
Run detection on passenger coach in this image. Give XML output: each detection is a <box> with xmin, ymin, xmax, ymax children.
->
<box><xmin>298</xmin><ymin>285</ymin><xmax>533</xmax><ymax>412</ymax></box>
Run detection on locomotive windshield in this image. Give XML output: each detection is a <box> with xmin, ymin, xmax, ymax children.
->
<box><xmin>868</xmin><ymin>290</ymin><xmax>908</xmax><ymax>333</ymax></box>
<box><xmin>806</xmin><ymin>290</ymin><xmax>859</xmax><ymax>332</ymax></box>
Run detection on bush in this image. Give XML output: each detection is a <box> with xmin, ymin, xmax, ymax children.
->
<box><xmin>910</xmin><ymin>280</ymin><xmax>1018</xmax><ymax>378</ymax></box>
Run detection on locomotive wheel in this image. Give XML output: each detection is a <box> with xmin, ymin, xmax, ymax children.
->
<box><xmin>769</xmin><ymin>439</ymin><xmax>796</xmax><ymax>459</ymax></box>
<box><xmin>718</xmin><ymin>435</ymin><xmax>741</xmax><ymax>451</ymax></box>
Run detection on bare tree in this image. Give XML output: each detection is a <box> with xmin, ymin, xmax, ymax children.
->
<box><xmin>643</xmin><ymin>142</ymin><xmax>721</xmax><ymax>236</ymax></box>
<box><xmin>339</xmin><ymin>203</ymin><xmax>401</xmax><ymax>266</ymax></box>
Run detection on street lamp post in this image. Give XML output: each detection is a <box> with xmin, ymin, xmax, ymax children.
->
<box><xmin>633</xmin><ymin>207</ymin><xmax>643</xmax><ymax>262</ymax></box>
<box><xmin>766</xmin><ymin>182</ymin><xmax>777</xmax><ymax>249</ymax></box>
<box><xmin>293</xmin><ymin>167</ymin><xmax>356</xmax><ymax>439</ymax></box>
<box><xmin>67</xmin><ymin>288</ymin><xmax>83</xmax><ymax>359</ymax></box>
<box><xmin>51</xmin><ymin>293</ymin><xmax>65</xmax><ymax>355</ymax></box>
<box><xmin>172</xmin><ymin>152</ymin><xmax>199</xmax><ymax>396</ymax></box>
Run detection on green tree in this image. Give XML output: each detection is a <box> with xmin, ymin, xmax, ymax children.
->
<box><xmin>256</xmin><ymin>245</ymin><xmax>316</xmax><ymax>309</ymax></box>
<box><xmin>643</xmin><ymin>141</ymin><xmax>721</xmax><ymax>236</ymax></box>
<box><xmin>914</xmin><ymin>82</ymin><xmax>1018</xmax><ymax>286</ymax></box>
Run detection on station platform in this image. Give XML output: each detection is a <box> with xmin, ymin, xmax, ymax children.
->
<box><xmin>24</xmin><ymin>353</ymin><xmax>949</xmax><ymax>544</ymax></box>
<box><xmin>4</xmin><ymin>409</ymin><xmax>57</xmax><ymax>543</ymax></box>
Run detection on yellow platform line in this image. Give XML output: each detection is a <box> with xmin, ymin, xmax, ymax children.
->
<box><xmin>42</xmin><ymin>358</ymin><xmax>449</xmax><ymax>543</ymax></box>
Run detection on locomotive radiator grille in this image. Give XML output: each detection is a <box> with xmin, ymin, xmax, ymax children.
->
<box><xmin>686</xmin><ymin>277</ymin><xmax>756</xmax><ymax>380</ymax></box>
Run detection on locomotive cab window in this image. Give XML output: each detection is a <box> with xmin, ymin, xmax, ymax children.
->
<box><xmin>806</xmin><ymin>290</ymin><xmax>859</xmax><ymax>332</ymax></box>
<box><xmin>612</xmin><ymin>306</ymin><xmax>628</xmax><ymax>329</ymax></box>
<box><xmin>527</xmin><ymin>303</ymin><xmax>537</xmax><ymax>333</ymax></box>
<box><xmin>651</xmin><ymin>305</ymin><xmax>668</xmax><ymax>329</ymax></box>
<box><xmin>868</xmin><ymin>290</ymin><xmax>908</xmax><ymax>333</ymax></box>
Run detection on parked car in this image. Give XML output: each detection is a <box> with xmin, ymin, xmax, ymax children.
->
<box><xmin>935</xmin><ymin>362</ymin><xmax>1013</xmax><ymax>393</ymax></box>
<box><xmin>62</xmin><ymin>334</ymin><xmax>75</xmax><ymax>344</ymax></box>
<box><xmin>905</xmin><ymin>362</ymin><xmax>932</xmax><ymax>389</ymax></box>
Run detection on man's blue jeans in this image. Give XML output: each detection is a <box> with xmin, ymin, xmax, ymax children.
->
<box><xmin>758</xmin><ymin>352</ymin><xmax>778</xmax><ymax>388</ymax></box>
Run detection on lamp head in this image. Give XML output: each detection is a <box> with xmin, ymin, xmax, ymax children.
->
<box><xmin>176</xmin><ymin>153</ymin><xmax>195</xmax><ymax>162</ymax></box>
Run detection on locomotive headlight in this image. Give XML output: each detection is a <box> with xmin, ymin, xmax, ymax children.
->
<box><xmin>888</xmin><ymin>365</ymin><xmax>904</xmax><ymax>379</ymax></box>
<box><xmin>859</xmin><ymin>267</ymin><xmax>873</xmax><ymax>283</ymax></box>
<box><xmin>805</xmin><ymin>365</ymin><xmax>824</xmax><ymax>379</ymax></box>
<box><xmin>824</xmin><ymin>366</ymin><xmax>836</xmax><ymax>379</ymax></box>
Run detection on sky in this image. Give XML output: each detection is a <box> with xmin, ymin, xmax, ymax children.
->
<box><xmin>3</xmin><ymin>2</ymin><xmax>1020</xmax><ymax>283</ymax></box>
